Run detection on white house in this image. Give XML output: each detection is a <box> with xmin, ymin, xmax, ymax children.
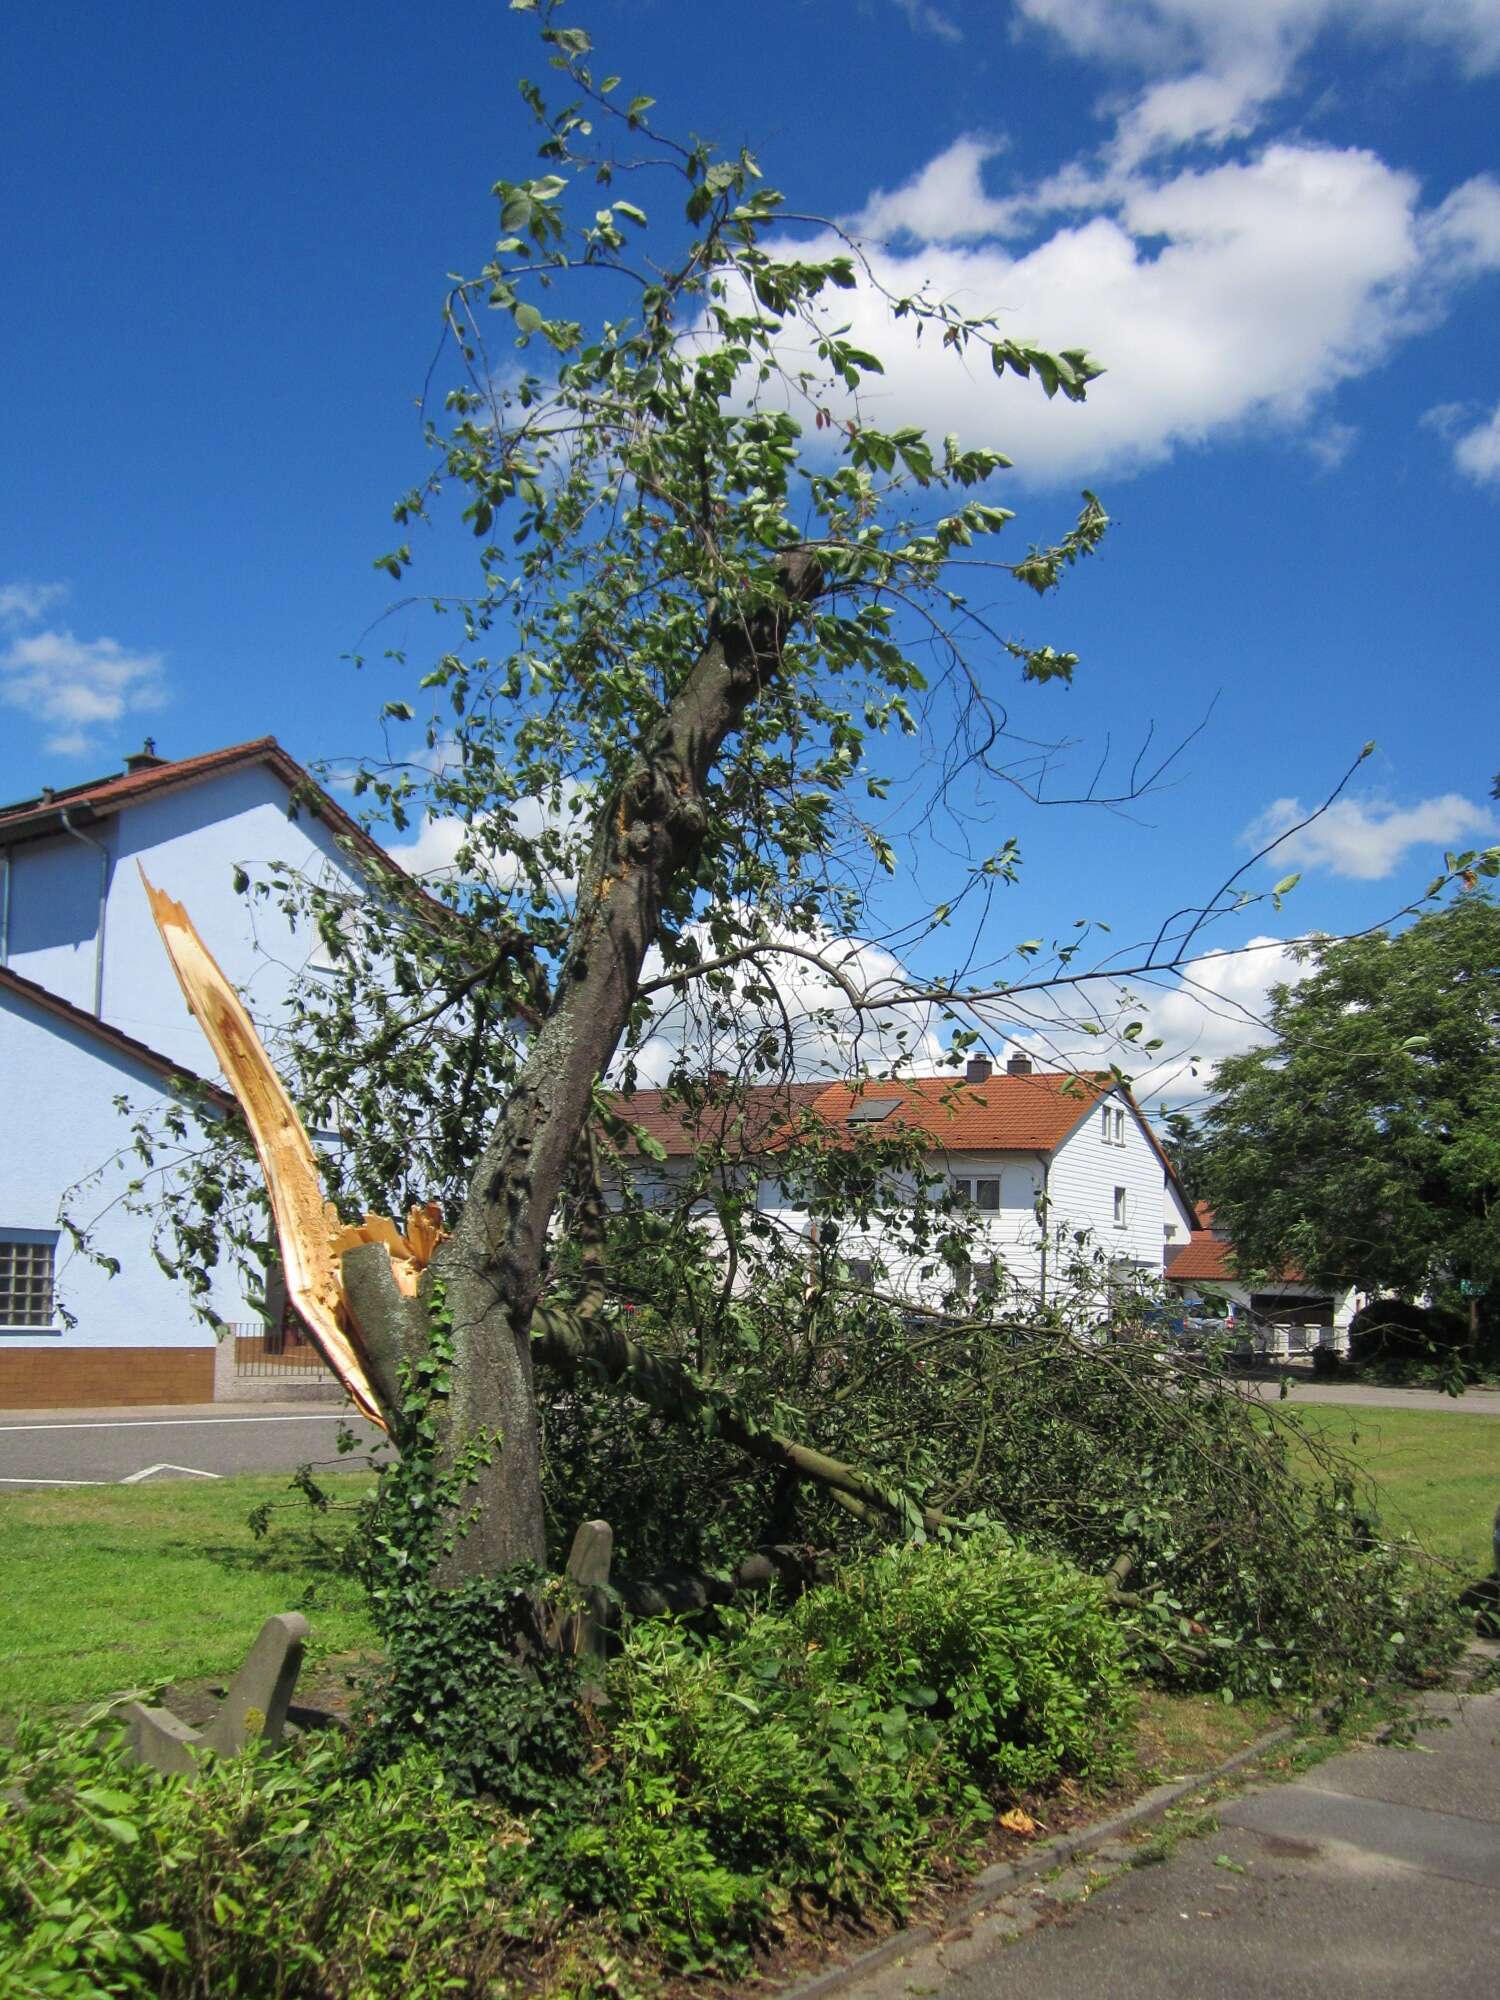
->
<box><xmin>610</xmin><ymin>1056</ymin><xmax>1197</xmax><ymax>1309</ymax></box>
<box><xmin>1165</xmin><ymin>1208</ymin><xmax>1358</xmax><ymax>1351</ymax></box>
<box><xmin>0</xmin><ymin>737</ymin><xmax>390</xmax><ymax>1408</ymax></box>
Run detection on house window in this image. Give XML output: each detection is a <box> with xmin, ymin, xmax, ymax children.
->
<box><xmin>1113</xmin><ymin>1186</ymin><xmax>1128</xmax><ymax>1228</ymax></box>
<box><xmin>1114</xmin><ymin>1108</ymin><xmax>1126</xmax><ymax>1146</ymax></box>
<box><xmin>0</xmin><ymin>1235</ymin><xmax>56</xmax><ymax>1327</ymax></box>
<box><xmin>951</xmin><ymin>1176</ymin><xmax>1000</xmax><ymax>1210</ymax></box>
<box><xmin>1101</xmin><ymin>1107</ymin><xmax>1111</xmax><ymax>1143</ymax></box>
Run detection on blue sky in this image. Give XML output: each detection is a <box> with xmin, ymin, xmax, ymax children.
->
<box><xmin>3</xmin><ymin>0</ymin><xmax>1498</xmax><ymax>1103</ymax></box>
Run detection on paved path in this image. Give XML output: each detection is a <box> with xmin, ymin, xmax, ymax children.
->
<box><xmin>842</xmin><ymin>1668</ymin><xmax>1500</xmax><ymax>2000</ymax></box>
<box><xmin>0</xmin><ymin>1404</ymin><xmax>390</xmax><ymax>1486</ymax></box>
<box><xmin>1240</xmin><ymin>1381</ymin><xmax>1500</xmax><ymax>1415</ymax></box>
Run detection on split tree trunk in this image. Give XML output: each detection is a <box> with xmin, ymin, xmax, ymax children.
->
<box><xmin>422</xmin><ymin>556</ymin><xmax>823</xmax><ymax>1579</ymax></box>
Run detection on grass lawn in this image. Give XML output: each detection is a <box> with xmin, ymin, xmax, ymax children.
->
<box><xmin>4</xmin><ymin>1403</ymin><xmax>1493</xmax><ymax>1717</ymax></box>
<box><xmin>0</xmin><ymin>1474</ymin><xmax>377</xmax><ymax>1713</ymax></box>
<box><xmin>1288</xmin><ymin>1403</ymin><xmax>1499</xmax><ymax>1573</ymax></box>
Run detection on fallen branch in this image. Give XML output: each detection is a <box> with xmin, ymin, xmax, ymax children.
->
<box><xmin>531</xmin><ymin>1300</ymin><xmax>962</xmax><ymax>1536</ymax></box>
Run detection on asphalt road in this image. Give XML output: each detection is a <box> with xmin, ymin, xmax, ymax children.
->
<box><xmin>0</xmin><ymin>1408</ymin><xmax>391</xmax><ymax>1487</ymax></box>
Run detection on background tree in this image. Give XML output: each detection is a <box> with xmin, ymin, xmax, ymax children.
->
<box><xmin>1200</xmin><ymin>893</ymin><xmax>1500</xmax><ymax>1310</ymax></box>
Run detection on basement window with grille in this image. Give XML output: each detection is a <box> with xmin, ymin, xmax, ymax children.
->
<box><xmin>0</xmin><ymin>1233</ymin><xmax>58</xmax><ymax>1329</ymax></box>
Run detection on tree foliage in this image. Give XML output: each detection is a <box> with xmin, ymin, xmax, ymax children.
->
<box><xmin>178</xmin><ymin>0</ymin><xmax>1121</xmax><ymax>1575</ymax></box>
<box><xmin>1201</xmin><ymin>894</ymin><xmax>1500</xmax><ymax>1304</ymax></box>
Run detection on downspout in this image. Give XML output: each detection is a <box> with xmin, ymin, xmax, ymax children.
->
<box><xmin>0</xmin><ymin>850</ymin><xmax>10</xmax><ymax>966</ymax></box>
<box><xmin>58</xmin><ymin>808</ymin><xmax>109</xmax><ymax>1018</ymax></box>
<box><xmin>1037</xmin><ymin>1151</ymin><xmax>1051</xmax><ymax>1307</ymax></box>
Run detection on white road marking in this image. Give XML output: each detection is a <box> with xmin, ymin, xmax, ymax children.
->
<box><xmin>0</xmin><ymin>1475</ymin><xmax>107</xmax><ymax>1485</ymax></box>
<box><xmin>120</xmin><ymin>1463</ymin><xmax>221</xmax><ymax>1483</ymax></box>
<box><xmin>0</xmin><ymin>1415</ymin><xmax>362</xmax><ymax>1434</ymax></box>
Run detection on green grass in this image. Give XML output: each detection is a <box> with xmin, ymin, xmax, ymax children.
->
<box><xmin>0</xmin><ymin>1475</ymin><xmax>377</xmax><ymax>1712</ymax></box>
<box><xmin>3</xmin><ymin>1404</ymin><xmax>1494</xmax><ymax>1715</ymax></box>
<box><xmin>1289</xmin><ymin>1403</ymin><xmax>1499</xmax><ymax>1573</ymax></box>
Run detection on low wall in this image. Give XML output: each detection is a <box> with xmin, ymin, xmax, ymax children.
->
<box><xmin>0</xmin><ymin>1345</ymin><xmax>215</xmax><ymax>1408</ymax></box>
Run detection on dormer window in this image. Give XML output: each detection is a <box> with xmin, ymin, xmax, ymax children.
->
<box><xmin>951</xmin><ymin>1176</ymin><xmax>1000</xmax><ymax>1211</ymax></box>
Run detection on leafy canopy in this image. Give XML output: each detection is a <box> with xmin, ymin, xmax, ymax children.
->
<box><xmin>1201</xmin><ymin>893</ymin><xmax>1500</xmax><ymax>1300</ymax></box>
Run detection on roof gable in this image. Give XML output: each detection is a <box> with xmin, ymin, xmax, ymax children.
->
<box><xmin>0</xmin><ymin>736</ymin><xmax>404</xmax><ymax>890</ymax></box>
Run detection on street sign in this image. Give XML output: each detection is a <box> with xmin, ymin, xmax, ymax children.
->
<box><xmin>1459</xmin><ymin>1279</ymin><xmax>1489</xmax><ymax>1297</ymax></box>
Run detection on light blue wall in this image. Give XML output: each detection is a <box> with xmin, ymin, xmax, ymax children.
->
<box><xmin>0</xmin><ymin>986</ymin><xmax>248</xmax><ymax>1350</ymax></box>
<box><xmin>0</xmin><ymin>760</ymin><xmax>377</xmax><ymax>1360</ymax></box>
<box><xmin>5</xmin><ymin>764</ymin><xmax>367</xmax><ymax>1073</ymax></box>
<box><xmin>5</xmin><ymin>827</ymin><xmax>111</xmax><ymax>1012</ymax></box>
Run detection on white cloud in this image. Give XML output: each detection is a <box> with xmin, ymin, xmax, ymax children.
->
<box><xmin>627</xmin><ymin>923</ymin><xmax>949</xmax><ymax>1086</ymax></box>
<box><xmin>386</xmin><ymin>782</ymin><xmax>588</xmax><ymax>894</ymax></box>
<box><xmin>1451</xmin><ymin>401</ymin><xmax>1500</xmax><ymax>483</ymax></box>
<box><xmin>999</xmin><ymin>935</ymin><xmax>1315</xmax><ymax>1106</ymax></box>
<box><xmin>0</xmin><ymin>623</ymin><xmax>167</xmax><ymax>757</ymax></box>
<box><xmin>1244</xmin><ymin>792</ymin><xmax>1500</xmax><ymax>880</ymax></box>
<box><xmin>797</xmin><ymin>4</ymin><xmax>1500</xmax><ymax>486</ymax></box>
<box><xmin>619</xmin><ymin>912</ymin><xmax>1312</xmax><ymax>1110</ymax></box>
<box><xmin>1015</xmin><ymin>3</ymin><xmax>1500</xmax><ymax>159</ymax></box>
<box><xmin>857</xmin><ymin>136</ymin><xmax>1017</xmax><ymax>243</ymax></box>
<box><xmin>796</xmin><ymin>136</ymin><xmax>1496</xmax><ymax>483</ymax></box>
<box><xmin>891</xmin><ymin>0</ymin><xmax>963</xmax><ymax>43</ymax></box>
<box><xmin>0</xmin><ymin>580</ymin><xmax>69</xmax><ymax>626</ymax></box>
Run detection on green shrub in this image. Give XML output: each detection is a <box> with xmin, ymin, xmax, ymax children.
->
<box><xmin>592</xmin><ymin>1535</ymin><xmax>1132</xmax><ymax>1960</ymax></box>
<box><xmin>1350</xmin><ymin>1297</ymin><xmax>1469</xmax><ymax>1368</ymax></box>
<box><xmin>0</xmin><ymin>1719</ymin><xmax>533</xmax><ymax>2000</ymax></box>
<box><xmin>2</xmin><ymin>1540</ymin><xmax>1135</xmax><ymax>1994</ymax></box>
<box><xmin>789</xmin><ymin>1536</ymin><xmax>1134</xmax><ymax>1793</ymax></box>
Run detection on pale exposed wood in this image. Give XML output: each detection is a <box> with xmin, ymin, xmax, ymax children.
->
<box><xmin>329</xmin><ymin>1204</ymin><xmax>445</xmax><ymax>1299</ymax></box>
<box><xmin>138</xmin><ymin>866</ymin><xmax>387</xmax><ymax>1428</ymax></box>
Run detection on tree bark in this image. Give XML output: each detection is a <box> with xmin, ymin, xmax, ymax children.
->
<box><xmin>430</xmin><ymin>556</ymin><xmax>824</xmax><ymax>1578</ymax></box>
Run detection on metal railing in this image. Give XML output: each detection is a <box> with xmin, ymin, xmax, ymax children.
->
<box><xmin>229</xmin><ymin>1321</ymin><xmax>332</xmax><ymax>1379</ymax></box>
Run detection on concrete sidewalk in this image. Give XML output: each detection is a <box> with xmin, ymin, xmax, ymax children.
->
<box><xmin>837</xmin><ymin>1660</ymin><xmax>1500</xmax><ymax>2000</ymax></box>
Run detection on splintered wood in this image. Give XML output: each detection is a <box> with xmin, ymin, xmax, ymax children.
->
<box><xmin>139</xmin><ymin>867</ymin><xmax>445</xmax><ymax>1430</ymax></box>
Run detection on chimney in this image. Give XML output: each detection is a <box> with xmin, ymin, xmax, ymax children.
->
<box><xmin>1006</xmin><ymin>1052</ymin><xmax>1033</xmax><ymax>1076</ymax></box>
<box><xmin>123</xmin><ymin>738</ymin><xmax>166</xmax><ymax>774</ymax></box>
<box><xmin>966</xmin><ymin>1056</ymin><xmax>994</xmax><ymax>1083</ymax></box>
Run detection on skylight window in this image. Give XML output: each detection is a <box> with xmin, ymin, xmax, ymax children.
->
<box><xmin>845</xmin><ymin>1098</ymin><xmax>902</xmax><ymax>1124</ymax></box>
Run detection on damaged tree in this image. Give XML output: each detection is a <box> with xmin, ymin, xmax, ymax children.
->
<box><xmin>139</xmin><ymin>2</ymin><xmax>1127</xmax><ymax>1582</ymax></box>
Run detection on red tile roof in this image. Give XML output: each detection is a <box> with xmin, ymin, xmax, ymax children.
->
<box><xmin>607</xmin><ymin>1070</ymin><xmax>1130</xmax><ymax>1161</ymax></box>
<box><xmin>1165</xmin><ymin>1230</ymin><xmax>1236</xmax><ymax>1282</ymax></box>
<box><xmin>0</xmin><ymin>961</ymin><xmax>231</xmax><ymax>1109</ymax></box>
<box><xmin>804</xmin><ymin>1072</ymin><xmax>1109</xmax><ymax>1153</ymax></box>
<box><xmin>1166</xmin><ymin>1228</ymin><xmax>1307</xmax><ymax>1286</ymax></box>
<box><xmin>607</xmin><ymin>1082</ymin><xmax>827</xmax><ymax>1158</ymax></box>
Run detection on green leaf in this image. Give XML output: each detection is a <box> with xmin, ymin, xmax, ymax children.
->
<box><xmin>626</xmin><ymin>94</ymin><xmax>655</xmax><ymax>121</ymax></box>
<box><xmin>513</xmin><ymin>302</ymin><xmax>544</xmax><ymax>336</ymax></box>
